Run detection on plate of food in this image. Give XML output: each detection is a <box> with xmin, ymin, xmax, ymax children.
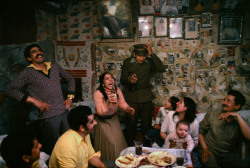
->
<box><xmin>148</xmin><ymin>151</ymin><xmax>176</xmax><ymax>167</ymax></box>
<box><xmin>115</xmin><ymin>154</ymin><xmax>140</xmax><ymax>168</ymax></box>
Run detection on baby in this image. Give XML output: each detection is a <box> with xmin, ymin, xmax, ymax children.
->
<box><xmin>165</xmin><ymin>120</ymin><xmax>194</xmax><ymax>152</ymax></box>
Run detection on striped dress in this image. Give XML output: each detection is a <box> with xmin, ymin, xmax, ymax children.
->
<box><xmin>93</xmin><ymin>88</ymin><xmax>129</xmax><ymax>161</ymax></box>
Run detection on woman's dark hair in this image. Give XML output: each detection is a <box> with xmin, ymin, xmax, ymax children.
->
<box><xmin>68</xmin><ymin>105</ymin><xmax>92</xmax><ymax>131</ymax></box>
<box><xmin>170</xmin><ymin>96</ymin><xmax>179</xmax><ymax>110</ymax></box>
<box><xmin>228</xmin><ymin>90</ymin><xmax>246</xmax><ymax>111</ymax></box>
<box><xmin>173</xmin><ymin>97</ymin><xmax>196</xmax><ymax>123</ymax></box>
<box><xmin>97</xmin><ymin>72</ymin><xmax>118</xmax><ymax>101</ymax></box>
<box><xmin>24</xmin><ymin>44</ymin><xmax>42</xmax><ymax>62</ymax></box>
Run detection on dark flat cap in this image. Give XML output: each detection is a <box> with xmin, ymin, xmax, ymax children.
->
<box><xmin>133</xmin><ymin>44</ymin><xmax>148</xmax><ymax>56</ymax></box>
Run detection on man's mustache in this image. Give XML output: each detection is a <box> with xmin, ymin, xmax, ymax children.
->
<box><xmin>36</xmin><ymin>54</ymin><xmax>44</xmax><ymax>59</ymax></box>
<box><xmin>222</xmin><ymin>105</ymin><xmax>228</xmax><ymax>108</ymax></box>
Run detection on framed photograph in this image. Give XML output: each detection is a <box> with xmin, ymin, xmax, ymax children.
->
<box><xmin>185</xmin><ymin>17</ymin><xmax>200</xmax><ymax>39</ymax></box>
<box><xmin>160</xmin><ymin>0</ymin><xmax>189</xmax><ymax>16</ymax></box>
<box><xmin>176</xmin><ymin>0</ymin><xmax>189</xmax><ymax>15</ymax></box>
<box><xmin>191</xmin><ymin>0</ymin><xmax>221</xmax><ymax>13</ymax></box>
<box><xmin>138</xmin><ymin>16</ymin><xmax>154</xmax><ymax>37</ymax></box>
<box><xmin>201</xmin><ymin>12</ymin><xmax>212</xmax><ymax>28</ymax></box>
<box><xmin>169</xmin><ymin>17</ymin><xmax>184</xmax><ymax>39</ymax></box>
<box><xmin>218</xmin><ymin>16</ymin><xmax>243</xmax><ymax>44</ymax></box>
<box><xmin>139</xmin><ymin>0</ymin><xmax>155</xmax><ymax>15</ymax></box>
<box><xmin>154</xmin><ymin>17</ymin><xmax>168</xmax><ymax>37</ymax></box>
<box><xmin>97</xmin><ymin>0</ymin><xmax>134</xmax><ymax>42</ymax></box>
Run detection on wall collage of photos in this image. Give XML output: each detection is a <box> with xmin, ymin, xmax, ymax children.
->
<box><xmin>34</xmin><ymin>0</ymin><xmax>249</xmax><ymax>112</ymax></box>
<box><xmin>97</xmin><ymin>0</ymin><xmax>250</xmax><ymax>113</ymax></box>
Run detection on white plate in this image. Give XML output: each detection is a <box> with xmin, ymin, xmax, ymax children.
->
<box><xmin>138</xmin><ymin>165</ymin><xmax>158</xmax><ymax>168</ymax></box>
<box><xmin>115</xmin><ymin>156</ymin><xmax>140</xmax><ymax>168</ymax></box>
<box><xmin>148</xmin><ymin>151</ymin><xmax>176</xmax><ymax>167</ymax></box>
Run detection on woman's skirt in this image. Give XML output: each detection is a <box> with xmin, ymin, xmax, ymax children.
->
<box><xmin>93</xmin><ymin>114</ymin><xmax>127</xmax><ymax>161</ymax></box>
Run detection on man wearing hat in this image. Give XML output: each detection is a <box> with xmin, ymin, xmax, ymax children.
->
<box><xmin>120</xmin><ymin>44</ymin><xmax>165</xmax><ymax>146</ymax></box>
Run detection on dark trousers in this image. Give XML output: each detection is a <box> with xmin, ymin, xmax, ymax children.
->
<box><xmin>125</xmin><ymin>101</ymin><xmax>154</xmax><ymax>146</ymax></box>
<box><xmin>198</xmin><ymin>145</ymin><xmax>247</xmax><ymax>168</ymax></box>
<box><xmin>34</xmin><ymin>111</ymin><xmax>69</xmax><ymax>155</ymax></box>
<box><xmin>143</xmin><ymin>127</ymin><xmax>164</xmax><ymax>147</ymax></box>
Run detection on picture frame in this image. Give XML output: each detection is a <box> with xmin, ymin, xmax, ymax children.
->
<box><xmin>97</xmin><ymin>0</ymin><xmax>134</xmax><ymax>42</ymax></box>
<box><xmin>191</xmin><ymin>0</ymin><xmax>221</xmax><ymax>13</ymax></box>
<box><xmin>154</xmin><ymin>16</ymin><xmax>168</xmax><ymax>37</ymax></box>
<box><xmin>160</xmin><ymin>0</ymin><xmax>189</xmax><ymax>16</ymax></box>
<box><xmin>218</xmin><ymin>16</ymin><xmax>243</xmax><ymax>45</ymax></box>
<box><xmin>138</xmin><ymin>16</ymin><xmax>154</xmax><ymax>37</ymax></box>
<box><xmin>169</xmin><ymin>17</ymin><xmax>184</xmax><ymax>39</ymax></box>
<box><xmin>139</xmin><ymin>0</ymin><xmax>156</xmax><ymax>15</ymax></box>
<box><xmin>185</xmin><ymin>17</ymin><xmax>200</xmax><ymax>40</ymax></box>
<box><xmin>201</xmin><ymin>12</ymin><xmax>212</xmax><ymax>28</ymax></box>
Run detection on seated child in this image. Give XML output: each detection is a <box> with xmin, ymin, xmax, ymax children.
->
<box><xmin>143</xmin><ymin>96</ymin><xmax>179</xmax><ymax>147</ymax></box>
<box><xmin>165</xmin><ymin>120</ymin><xmax>194</xmax><ymax>152</ymax></box>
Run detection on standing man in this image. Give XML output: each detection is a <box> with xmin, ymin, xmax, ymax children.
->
<box><xmin>120</xmin><ymin>44</ymin><xmax>164</xmax><ymax>146</ymax></box>
<box><xmin>198</xmin><ymin>90</ymin><xmax>250</xmax><ymax>167</ymax></box>
<box><xmin>49</xmin><ymin>106</ymin><xmax>107</xmax><ymax>168</ymax></box>
<box><xmin>5</xmin><ymin>44</ymin><xmax>75</xmax><ymax>155</ymax></box>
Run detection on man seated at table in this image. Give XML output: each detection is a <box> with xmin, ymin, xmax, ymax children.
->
<box><xmin>0</xmin><ymin>126</ymin><xmax>42</xmax><ymax>168</ymax></box>
<box><xmin>198</xmin><ymin>90</ymin><xmax>250</xmax><ymax>167</ymax></box>
<box><xmin>49</xmin><ymin>105</ymin><xmax>107</xmax><ymax>168</ymax></box>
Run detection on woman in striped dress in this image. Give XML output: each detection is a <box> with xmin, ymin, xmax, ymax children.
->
<box><xmin>93</xmin><ymin>72</ymin><xmax>135</xmax><ymax>161</ymax></box>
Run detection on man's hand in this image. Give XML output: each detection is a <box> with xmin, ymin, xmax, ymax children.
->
<box><xmin>144</xmin><ymin>44</ymin><xmax>152</xmax><ymax>56</ymax></box>
<box><xmin>219</xmin><ymin>112</ymin><xmax>238</xmax><ymax>123</ymax></box>
<box><xmin>153</xmin><ymin>124</ymin><xmax>161</xmax><ymax>130</ymax></box>
<box><xmin>202</xmin><ymin>147</ymin><xmax>214</xmax><ymax>163</ymax></box>
<box><xmin>129</xmin><ymin>73</ymin><xmax>137</xmax><ymax>84</ymax></box>
<box><xmin>28</xmin><ymin>97</ymin><xmax>51</xmax><ymax>113</ymax></box>
<box><xmin>64</xmin><ymin>98</ymin><xmax>72</xmax><ymax>110</ymax></box>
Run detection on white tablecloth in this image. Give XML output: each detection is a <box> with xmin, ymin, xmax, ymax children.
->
<box><xmin>120</xmin><ymin>147</ymin><xmax>193</xmax><ymax>167</ymax></box>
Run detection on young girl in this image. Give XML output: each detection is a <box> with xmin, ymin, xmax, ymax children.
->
<box><xmin>165</xmin><ymin>120</ymin><xmax>194</xmax><ymax>152</ymax></box>
<box><xmin>143</xmin><ymin>96</ymin><xmax>179</xmax><ymax>147</ymax></box>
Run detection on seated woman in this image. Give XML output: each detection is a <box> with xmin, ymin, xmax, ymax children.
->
<box><xmin>93</xmin><ymin>72</ymin><xmax>135</xmax><ymax>161</ymax></box>
<box><xmin>160</xmin><ymin>97</ymin><xmax>199</xmax><ymax>149</ymax></box>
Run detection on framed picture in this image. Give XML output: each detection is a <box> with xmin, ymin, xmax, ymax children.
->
<box><xmin>139</xmin><ymin>0</ymin><xmax>155</xmax><ymax>15</ymax></box>
<box><xmin>176</xmin><ymin>0</ymin><xmax>189</xmax><ymax>15</ymax></box>
<box><xmin>201</xmin><ymin>12</ymin><xmax>212</xmax><ymax>28</ymax></box>
<box><xmin>161</xmin><ymin>0</ymin><xmax>189</xmax><ymax>16</ymax></box>
<box><xmin>154</xmin><ymin>16</ymin><xmax>168</xmax><ymax>37</ymax></box>
<box><xmin>185</xmin><ymin>17</ymin><xmax>200</xmax><ymax>39</ymax></box>
<box><xmin>169</xmin><ymin>17</ymin><xmax>184</xmax><ymax>39</ymax></box>
<box><xmin>191</xmin><ymin>0</ymin><xmax>221</xmax><ymax>13</ymax></box>
<box><xmin>218</xmin><ymin>16</ymin><xmax>243</xmax><ymax>44</ymax></box>
<box><xmin>97</xmin><ymin>0</ymin><xmax>134</xmax><ymax>42</ymax></box>
<box><xmin>138</xmin><ymin>16</ymin><xmax>154</xmax><ymax>37</ymax></box>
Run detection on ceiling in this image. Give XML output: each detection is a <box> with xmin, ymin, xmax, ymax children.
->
<box><xmin>10</xmin><ymin>0</ymin><xmax>246</xmax><ymax>14</ymax></box>
<box><xmin>19</xmin><ymin>0</ymin><xmax>79</xmax><ymax>14</ymax></box>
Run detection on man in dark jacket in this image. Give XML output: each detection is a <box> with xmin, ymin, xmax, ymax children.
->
<box><xmin>120</xmin><ymin>44</ymin><xmax>164</xmax><ymax>146</ymax></box>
